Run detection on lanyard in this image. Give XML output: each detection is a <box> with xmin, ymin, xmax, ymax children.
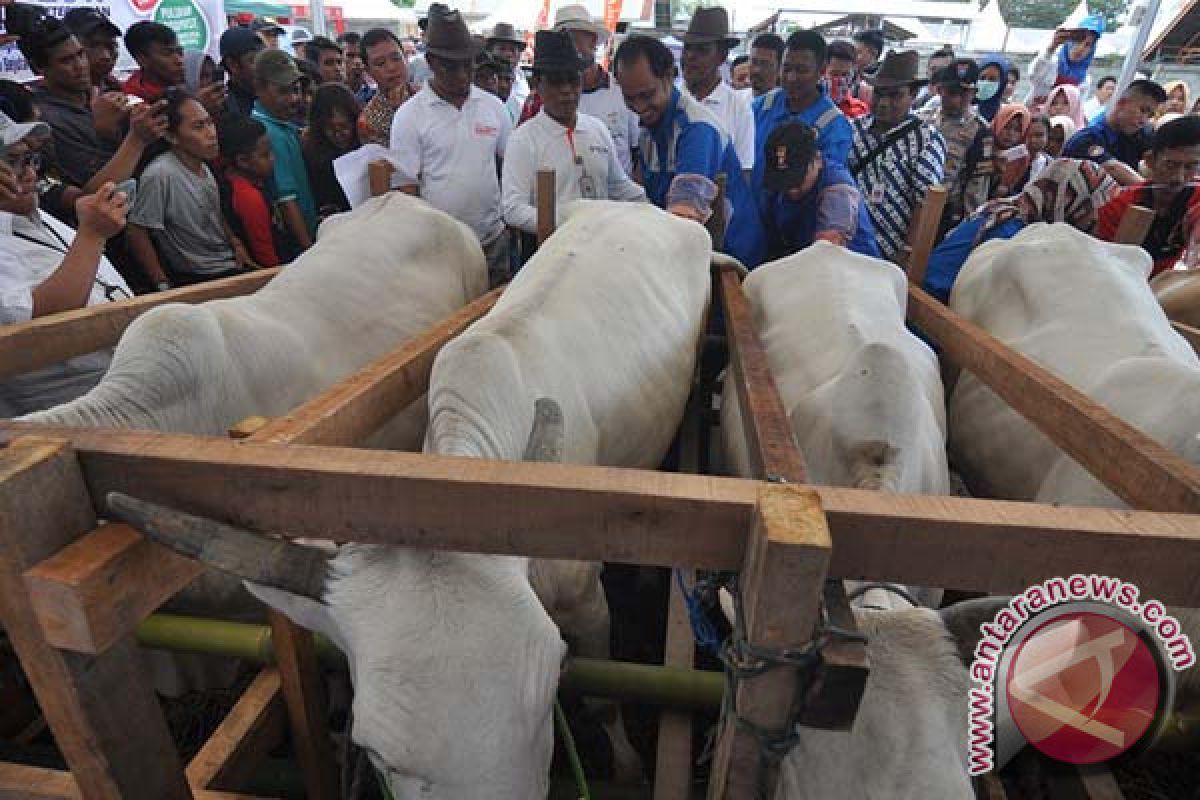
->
<box><xmin>564</xmin><ymin>127</ymin><xmax>597</xmax><ymax>199</ymax></box>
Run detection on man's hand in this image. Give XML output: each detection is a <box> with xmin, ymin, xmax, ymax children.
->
<box><xmin>76</xmin><ymin>183</ymin><xmax>128</xmax><ymax>240</ymax></box>
<box><xmin>0</xmin><ymin>162</ymin><xmax>18</xmax><ymax>207</ymax></box>
<box><xmin>1048</xmin><ymin>28</ymin><xmax>1073</xmax><ymax>54</ymax></box>
<box><xmin>129</xmin><ymin>99</ymin><xmax>168</xmax><ymax>145</ymax></box>
<box><xmin>368</xmin><ymin>159</ymin><xmax>395</xmax><ymax>196</ymax></box>
<box><xmin>1103</xmin><ymin>159</ymin><xmax>1144</xmax><ymax>187</ymax></box>
<box><xmin>92</xmin><ymin>92</ymin><xmax>130</xmax><ymax>141</ymax></box>
<box><xmin>196</xmin><ymin>83</ymin><xmax>228</xmax><ymax>118</ymax></box>
<box><xmin>231</xmin><ymin>237</ymin><xmax>258</xmax><ymax>269</ymax></box>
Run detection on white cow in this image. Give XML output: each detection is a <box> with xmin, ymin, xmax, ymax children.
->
<box><xmin>121</xmin><ymin>201</ymin><xmax>712</xmax><ymax>798</ymax></box>
<box><xmin>947</xmin><ymin>223</ymin><xmax>1200</xmax><ymax>506</ymax></box>
<box><xmin>721</xmin><ymin>243</ymin><xmax>950</xmax><ymax>609</ymax></box>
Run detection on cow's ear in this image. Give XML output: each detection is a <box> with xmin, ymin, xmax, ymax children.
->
<box><xmin>939</xmin><ymin>597</ymin><xmax>1011</xmax><ymax>666</ymax></box>
<box><xmin>244</xmin><ymin>582</ymin><xmax>343</xmax><ymax>649</ymax></box>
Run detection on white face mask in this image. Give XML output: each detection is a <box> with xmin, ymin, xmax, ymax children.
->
<box><xmin>977</xmin><ymin>79</ymin><xmax>1000</xmax><ymax>102</ymax></box>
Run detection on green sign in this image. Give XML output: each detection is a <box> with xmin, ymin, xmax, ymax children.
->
<box><xmin>154</xmin><ymin>0</ymin><xmax>209</xmax><ymax>52</ymax></box>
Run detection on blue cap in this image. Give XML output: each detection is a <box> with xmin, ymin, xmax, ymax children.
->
<box><xmin>1078</xmin><ymin>13</ymin><xmax>1105</xmax><ymax>36</ymax></box>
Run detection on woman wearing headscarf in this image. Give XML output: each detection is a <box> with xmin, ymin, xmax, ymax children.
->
<box><xmin>923</xmin><ymin>159</ymin><xmax>1119</xmax><ymax>302</ymax></box>
<box><xmin>975</xmin><ymin>53</ymin><xmax>1011</xmax><ymax>122</ymax></box>
<box><xmin>992</xmin><ymin>103</ymin><xmax>1032</xmax><ymax>197</ymax></box>
<box><xmin>1047</xmin><ymin>115</ymin><xmax>1077</xmax><ymax>156</ymax></box>
<box><xmin>183</xmin><ymin>50</ymin><xmax>227</xmax><ymax>118</ymax></box>
<box><xmin>1045</xmin><ymin>84</ymin><xmax>1086</xmax><ymax>129</ymax></box>
<box><xmin>1161</xmin><ymin>80</ymin><xmax>1190</xmax><ymax>116</ymax></box>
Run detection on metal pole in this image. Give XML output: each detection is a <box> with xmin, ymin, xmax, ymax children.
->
<box><xmin>1112</xmin><ymin>0</ymin><xmax>1163</xmax><ymax>110</ymax></box>
<box><xmin>310</xmin><ymin>0</ymin><xmax>328</xmax><ymax>37</ymax></box>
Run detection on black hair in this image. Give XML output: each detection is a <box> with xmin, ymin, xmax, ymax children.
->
<box><xmin>1125</xmin><ymin>78</ymin><xmax>1168</xmax><ymax>105</ymax></box>
<box><xmin>1152</xmin><ymin>113</ymin><xmax>1200</xmax><ymax>153</ymax></box>
<box><xmin>162</xmin><ymin>87</ymin><xmax>199</xmax><ymax>134</ymax></box>
<box><xmin>125</xmin><ymin>21</ymin><xmax>179</xmax><ymax>59</ymax></box>
<box><xmin>304</xmin><ymin>35</ymin><xmax>342</xmax><ymax>64</ymax></box>
<box><xmin>732</xmin><ymin>54</ymin><xmax>749</xmax><ymax>70</ymax></box>
<box><xmin>785</xmin><ymin>30</ymin><xmax>827</xmax><ymax>65</ymax></box>
<box><xmin>297</xmin><ymin>58</ymin><xmax>321</xmax><ymax>86</ymax></box>
<box><xmin>360</xmin><ymin>27</ymin><xmax>402</xmax><ymax>63</ymax></box>
<box><xmin>827</xmin><ymin>39</ymin><xmax>857</xmax><ymax>64</ymax></box>
<box><xmin>1097</xmin><ymin>75</ymin><xmax>1118</xmax><ymax>89</ymax></box>
<box><xmin>303</xmin><ymin>83</ymin><xmax>361</xmax><ymax>158</ymax></box>
<box><xmin>218</xmin><ymin>112</ymin><xmax>267</xmax><ymax>161</ymax></box>
<box><xmin>930</xmin><ymin>46</ymin><xmax>955</xmax><ymax>61</ymax></box>
<box><xmin>1007</xmin><ymin>66</ymin><xmax>1019</xmax><ymax>80</ymax></box>
<box><xmin>613</xmin><ymin>35</ymin><xmax>675</xmax><ymax>80</ymax></box>
<box><xmin>6</xmin><ymin>4</ymin><xmax>74</xmax><ymax>70</ymax></box>
<box><xmin>337</xmin><ymin>31</ymin><xmax>361</xmax><ymax>47</ymax></box>
<box><xmin>1027</xmin><ymin>113</ymin><xmax>1051</xmax><ymax>132</ymax></box>
<box><xmin>0</xmin><ymin>80</ymin><xmax>36</xmax><ymax>123</ymax></box>
<box><xmin>852</xmin><ymin>28</ymin><xmax>884</xmax><ymax>57</ymax></box>
<box><xmin>751</xmin><ymin>33</ymin><xmax>785</xmax><ymax>59</ymax></box>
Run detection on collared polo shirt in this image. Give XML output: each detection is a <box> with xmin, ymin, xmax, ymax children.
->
<box><xmin>0</xmin><ymin>209</ymin><xmax>129</xmax><ymax>414</ymax></box>
<box><xmin>847</xmin><ymin>113</ymin><xmax>947</xmax><ymax>262</ymax></box>
<box><xmin>390</xmin><ymin>84</ymin><xmax>512</xmax><ymax>243</ymax></box>
<box><xmin>501</xmin><ymin>110</ymin><xmax>645</xmax><ymax>234</ymax></box>
<box><xmin>685</xmin><ymin>80</ymin><xmax>756</xmax><ymax>169</ymax></box>
<box><xmin>32</xmin><ymin>89</ymin><xmax>118</xmax><ymax>188</ymax></box>
<box><xmin>1063</xmin><ymin>117</ymin><xmax>1152</xmax><ymax>172</ymax></box>
<box><xmin>580</xmin><ymin>75</ymin><xmax>640</xmax><ymax>176</ymax></box>
<box><xmin>122</xmin><ymin>70</ymin><xmax>168</xmax><ymax>101</ymax></box>
<box><xmin>753</xmin><ymin>85</ymin><xmax>853</xmax><ymax>169</ymax></box>
<box><xmin>252</xmin><ymin>101</ymin><xmax>318</xmax><ymax>235</ymax></box>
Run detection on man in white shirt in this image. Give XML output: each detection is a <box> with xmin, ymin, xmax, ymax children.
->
<box><xmin>502</xmin><ymin>30</ymin><xmax>644</xmax><ymax>238</ymax></box>
<box><xmin>486</xmin><ymin>22</ymin><xmax>529</xmax><ymax>125</ymax></box>
<box><xmin>679</xmin><ymin>6</ymin><xmax>754</xmax><ymax>173</ymax></box>
<box><xmin>553</xmin><ymin>5</ymin><xmax>640</xmax><ymax>177</ymax></box>
<box><xmin>0</xmin><ymin>112</ymin><xmax>132</xmax><ymax>415</ymax></box>
<box><xmin>390</xmin><ymin>6</ymin><xmax>512</xmax><ymax>285</ymax></box>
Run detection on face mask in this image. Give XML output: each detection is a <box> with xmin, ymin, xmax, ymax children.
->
<box><xmin>977</xmin><ymin>79</ymin><xmax>1000</xmax><ymax>102</ymax></box>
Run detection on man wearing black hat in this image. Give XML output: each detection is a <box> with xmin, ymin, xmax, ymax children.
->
<box><xmin>220</xmin><ymin>27</ymin><xmax>266</xmax><ymax>116</ymax></box>
<box><xmin>390</xmin><ymin>6</ymin><xmax>513</xmax><ymax>284</ymax></box>
<box><xmin>501</xmin><ymin>30</ymin><xmax>643</xmax><ymax>241</ymax></box>
<box><xmin>924</xmin><ymin>58</ymin><xmax>993</xmax><ymax>234</ymax></box>
<box><xmin>61</xmin><ymin>8</ymin><xmax>122</xmax><ymax>92</ymax></box>
<box><xmin>846</xmin><ymin>50</ymin><xmax>946</xmax><ymax>263</ymax></box>
<box><xmin>680</xmin><ymin>7</ymin><xmax>754</xmax><ymax>172</ymax></box>
<box><xmin>486</xmin><ymin>22</ymin><xmax>528</xmax><ymax>122</ymax></box>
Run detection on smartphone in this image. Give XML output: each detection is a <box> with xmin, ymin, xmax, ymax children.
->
<box><xmin>212</xmin><ymin>66</ymin><xmax>226</xmax><ymax>84</ymax></box>
<box><xmin>115</xmin><ymin>178</ymin><xmax>137</xmax><ymax>207</ymax></box>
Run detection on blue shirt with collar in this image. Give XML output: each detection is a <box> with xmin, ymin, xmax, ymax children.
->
<box><xmin>753</xmin><ymin>85</ymin><xmax>853</xmax><ymax>170</ymax></box>
<box><xmin>1063</xmin><ymin>115</ymin><xmax>1151</xmax><ymax>172</ymax></box>
<box><xmin>764</xmin><ymin>162</ymin><xmax>881</xmax><ymax>260</ymax></box>
<box><xmin>251</xmin><ymin>101</ymin><xmax>317</xmax><ymax>235</ymax></box>
<box><xmin>640</xmin><ymin>87</ymin><xmax>766</xmax><ymax>268</ymax></box>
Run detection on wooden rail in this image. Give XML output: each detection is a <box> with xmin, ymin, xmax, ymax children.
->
<box><xmin>903</xmin><ymin>185</ymin><xmax>948</xmax><ymax>285</ymax></box>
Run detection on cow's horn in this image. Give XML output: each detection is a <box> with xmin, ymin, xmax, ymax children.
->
<box><xmin>106</xmin><ymin>492</ymin><xmax>331</xmax><ymax>601</ymax></box>
<box><xmin>523</xmin><ymin>397</ymin><xmax>564</xmax><ymax>463</ymax></box>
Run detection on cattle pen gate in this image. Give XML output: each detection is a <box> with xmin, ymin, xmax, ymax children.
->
<box><xmin>0</xmin><ymin>189</ymin><xmax>1197</xmax><ymax>800</ymax></box>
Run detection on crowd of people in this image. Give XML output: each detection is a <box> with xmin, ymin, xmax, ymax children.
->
<box><xmin>1</xmin><ymin>1</ymin><xmax>1199</xmax><ymax>414</ymax></box>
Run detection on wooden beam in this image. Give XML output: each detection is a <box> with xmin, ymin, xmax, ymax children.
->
<box><xmin>1173</xmin><ymin>319</ymin><xmax>1200</xmax><ymax>353</ymax></box>
<box><xmin>537</xmin><ymin>169</ymin><xmax>556</xmax><ymax>246</ymax></box>
<box><xmin>186</xmin><ymin>669</ymin><xmax>285</xmax><ymax>791</ymax></box>
<box><xmin>907</xmin><ymin>284</ymin><xmax>1200</xmax><ymax>514</ymax></box>
<box><xmin>707</xmin><ymin>486</ymin><xmax>832</xmax><ymax>799</ymax></box>
<box><xmin>5</xmin><ymin>428</ymin><xmax>1200</xmax><ymax>602</ymax></box>
<box><xmin>0</xmin><ymin>763</ymin><xmax>274</xmax><ymax>800</ymax></box>
<box><xmin>249</xmin><ymin>288</ymin><xmax>501</xmax><ymax>447</ymax></box>
<box><xmin>904</xmin><ymin>185</ymin><xmax>948</xmax><ymax>285</ymax></box>
<box><xmin>0</xmin><ymin>270</ymin><xmax>278</xmax><ymax>379</ymax></box>
<box><xmin>0</xmin><ymin>440</ymin><xmax>192</xmax><ymax>800</ymax></box>
<box><xmin>1113</xmin><ymin>204</ymin><xmax>1155</xmax><ymax>245</ymax></box>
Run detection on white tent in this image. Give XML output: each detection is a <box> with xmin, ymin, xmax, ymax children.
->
<box><xmin>342</xmin><ymin>0</ymin><xmax>418</xmax><ymax>22</ymax></box>
<box><xmin>966</xmin><ymin>0</ymin><xmax>1009</xmax><ymax>51</ymax></box>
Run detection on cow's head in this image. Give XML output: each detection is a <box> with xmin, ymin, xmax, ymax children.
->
<box><xmin>108</xmin><ymin>401</ymin><xmax>571</xmax><ymax>799</ymax></box>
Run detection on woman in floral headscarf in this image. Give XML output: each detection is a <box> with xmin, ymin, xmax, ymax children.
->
<box><xmin>923</xmin><ymin>159</ymin><xmax>1119</xmax><ymax>302</ymax></box>
<box><xmin>992</xmin><ymin>103</ymin><xmax>1033</xmax><ymax>197</ymax></box>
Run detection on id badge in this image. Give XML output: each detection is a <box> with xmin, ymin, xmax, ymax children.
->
<box><xmin>869</xmin><ymin>185</ymin><xmax>886</xmax><ymax>205</ymax></box>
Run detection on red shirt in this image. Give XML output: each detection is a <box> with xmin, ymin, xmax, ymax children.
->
<box><xmin>837</xmin><ymin>95</ymin><xmax>870</xmax><ymax>119</ymax></box>
<box><xmin>1096</xmin><ymin>182</ymin><xmax>1200</xmax><ymax>278</ymax></box>
<box><xmin>122</xmin><ymin>70</ymin><xmax>168</xmax><ymax>102</ymax></box>
<box><xmin>228</xmin><ymin>173</ymin><xmax>280</xmax><ymax>267</ymax></box>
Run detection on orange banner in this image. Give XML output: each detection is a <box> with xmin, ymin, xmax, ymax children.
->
<box><xmin>603</xmin><ymin>0</ymin><xmax>624</xmax><ymax>32</ymax></box>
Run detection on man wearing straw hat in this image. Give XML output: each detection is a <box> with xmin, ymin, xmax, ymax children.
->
<box><xmin>390</xmin><ymin>6</ymin><xmax>513</xmax><ymax>285</ymax></box>
<box><xmin>554</xmin><ymin>5</ymin><xmax>640</xmax><ymax>176</ymax></box>
<box><xmin>846</xmin><ymin>50</ymin><xmax>946</xmax><ymax>263</ymax></box>
<box><xmin>487</xmin><ymin>22</ymin><xmax>529</xmax><ymax>125</ymax></box>
<box><xmin>680</xmin><ymin>6</ymin><xmax>755</xmax><ymax>173</ymax></box>
<box><xmin>501</xmin><ymin>30</ymin><xmax>644</xmax><ymax>239</ymax></box>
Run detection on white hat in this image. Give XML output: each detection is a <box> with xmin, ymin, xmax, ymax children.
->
<box><xmin>553</xmin><ymin>4</ymin><xmax>607</xmax><ymax>42</ymax></box>
<box><xmin>0</xmin><ymin>111</ymin><xmax>48</xmax><ymax>152</ymax></box>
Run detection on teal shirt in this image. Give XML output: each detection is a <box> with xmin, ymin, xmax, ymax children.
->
<box><xmin>251</xmin><ymin>102</ymin><xmax>317</xmax><ymax>235</ymax></box>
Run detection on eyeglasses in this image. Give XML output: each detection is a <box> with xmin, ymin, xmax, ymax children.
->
<box><xmin>2</xmin><ymin>152</ymin><xmax>42</xmax><ymax>172</ymax></box>
<box><xmin>94</xmin><ymin>275</ymin><xmax>132</xmax><ymax>302</ymax></box>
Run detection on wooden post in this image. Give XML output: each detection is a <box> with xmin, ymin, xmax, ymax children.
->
<box><xmin>1113</xmin><ymin>204</ymin><xmax>1155</xmax><ymax>245</ymax></box>
<box><xmin>904</xmin><ymin>185</ymin><xmax>948</xmax><ymax>285</ymax></box>
<box><xmin>706</xmin><ymin>485</ymin><xmax>832</xmax><ymax>799</ymax></box>
<box><xmin>537</xmin><ymin>169</ymin><xmax>556</xmax><ymax>246</ymax></box>
<box><xmin>0</xmin><ymin>438</ymin><xmax>192</xmax><ymax>800</ymax></box>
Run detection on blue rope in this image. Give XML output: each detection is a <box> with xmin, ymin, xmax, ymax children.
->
<box><xmin>674</xmin><ymin>568</ymin><xmax>722</xmax><ymax>654</ymax></box>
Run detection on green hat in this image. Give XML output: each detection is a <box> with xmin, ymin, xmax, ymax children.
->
<box><xmin>254</xmin><ymin>49</ymin><xmax>301</xmax><ymax>87</ymax></box>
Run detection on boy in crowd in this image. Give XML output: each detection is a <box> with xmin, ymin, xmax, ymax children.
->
<box><xmin>1064</xmin><ymin>78</ymin><xmax>1166</xmax><ymax>185</ymax></box>
<box><xmin>252</xmin><ymin>51</ymin><xmax>317</xmax><ymax>249</ymax></box>
<box><xmin>123</xmin><ymin>21</ymin><xmax>185</xmax><ymax>101</ymax></box>
<box><xmin>220</xmin><ymin>114</ymin><xmax>291</xmax><ymax>267</ymax></box>
<box><xmin>1097</xmin><ymin>114</ymin><xmax>1200</xmax><ymax>277</ymax></box>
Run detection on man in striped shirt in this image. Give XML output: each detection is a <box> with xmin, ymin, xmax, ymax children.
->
<box><xmin>847</xmin><ymin>50</ymin><xmax>946</xmax><ymax>263</ymax></box>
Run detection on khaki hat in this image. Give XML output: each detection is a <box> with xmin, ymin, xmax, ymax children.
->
<box><xmin>426</xmin><ymin>6</ymin><xmax>481</xmax><ymax>60</ymax></box>
<box><xmin>868</xmin><ymin>50</ymin><xmax>926</xmax><ymax>89</ymax></box>
<box><xmin>254</xmin><ymin>49</ymin><xmax>301</xmax><ymax>86</ymax></box>
<box><xmin>0</xmin><ymin>111</ymin><xmax>48</xmax><ymax>153</ymax></box>
<box><xmin>553</xmin><ymin>5</ymin><xmax>607</xmax><ymax>42</ymax></box>
<box><xmin>682</xmin><ymin>7</ymin><xmax>740</xmax><ymax>48</ymax></box>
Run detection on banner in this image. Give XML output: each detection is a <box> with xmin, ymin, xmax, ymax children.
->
<box><xmin>602</xmin><ymin>0</ymin><xmax>623</xmax><ymax>34</ymax></box>
<box><xmin>1</xmin><ymin>0</ymin><xmax>227</xmax><ymax>83</ymax></box>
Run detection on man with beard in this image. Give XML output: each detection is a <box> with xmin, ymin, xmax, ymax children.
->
<box><xmin>391</xmin><ymin>6</ymin><xmax>512</xmax><ymax>283</ymax></box>
<box><xmin>680</xmin><ymin>6</ymin><xmax>754</xmax><ymax>172</ymax></box>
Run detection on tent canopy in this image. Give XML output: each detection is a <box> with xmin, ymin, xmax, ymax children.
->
<box><xmin>225</xmin><ymin>0</ymin><xmax>293</xmax><ymax>17</ymax></box>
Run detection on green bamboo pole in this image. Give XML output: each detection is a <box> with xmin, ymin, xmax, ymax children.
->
<box><xmin>135</xmin><ymin>613</ymin><xmax>725</xmax><ymax>711</ymax></box>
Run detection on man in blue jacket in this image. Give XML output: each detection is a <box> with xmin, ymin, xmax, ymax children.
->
<box><xmin>614</xmin><ymin>35</ymin><xmax>766</xmax><ymax>267</ymax></box>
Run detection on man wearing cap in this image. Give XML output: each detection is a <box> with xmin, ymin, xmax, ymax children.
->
<box><xmin>502</xmin><ymin>30</ymin><xmax>643</xmax><ymax>240</ymax></box>
<box><xmin>486</xmin><ymin>22</ymin><xmax>529</xmax><ymax>124</ymax></box>
<box><xmin>253</xmin><ymin>19</ymin><xmax>285</xmax><ymax>51</ymax></box>
<box><xmin>1024</xmin><ymin>13</ymin><xmax>1105</xmax><ymax>107</ymax></box>
<box><xmin>924</xmin><ymin>58</ymin><xmax>993</xmax><ymax>234</ymax></box>
<box><xmin>680</xmin><ymin>7</ymin><xmax>755</xmax><ymax>173</ymax></box>
<box><xmin>614</xmin><ymin>35</ymin><xmax>766</xmax><ymax>267</ymax></box>
<box><xmin>762</xmin><ymin>121</ymin><xmax>879</xmax><ymax>259</ymax></box>
<box><xmin>913</xmin><ymin>46</ymin><xmax>954</xmax><ymax>111</ymax></box>
<box><xmin>390</xmin><ymin>6</ymin><xmax>513</xmax><ymax>283</ymax></box>
<box><xmin>846</xmin><ymin>50</ymin><xmax>946</xmax><ymax>263</ymax></box>
<box><xmin>122</xmin><ymin>21</ymin><xmax>185</xmax><ymax>102</ymax></box>
<box><xmin>0</xmin><ymin>113</ymin><xmax>133</xmax><ymax>414</ymax></box>
<box><xmin>1064</xmin><ymin>78</ymin><xmax>1166</xmax><ymax>186</ymax></box>
<box><xmin>554</xmin><ymin>5</ymin><xmax>640</xmax><ymax>177</ymax></box>
<box><xmin>252</xmin><ymin>50</ymin><xmax>316</xmax><ymax>250</ymax></box>
<box><xmin>220</xmin><ymin>26</ymin><xmax>265</xmax><ymax>116</ymax></box>
<box><xmin>61</xmin><ymin>8</ymin><xmax>122</xmax><ymax>92</ymax></box>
